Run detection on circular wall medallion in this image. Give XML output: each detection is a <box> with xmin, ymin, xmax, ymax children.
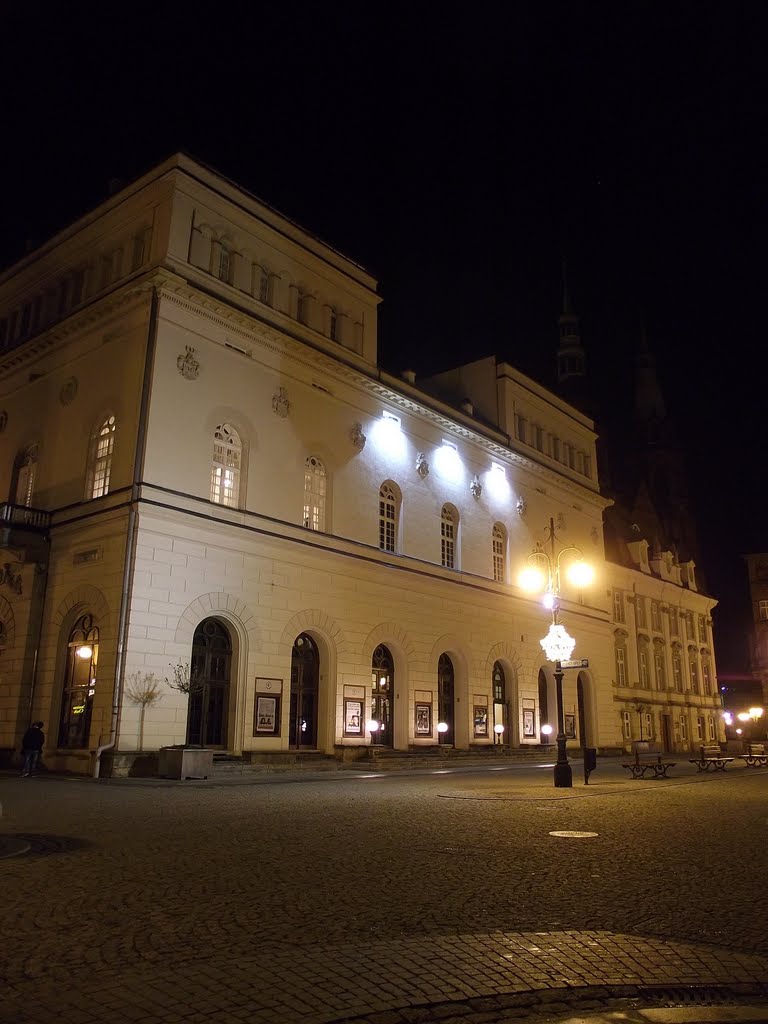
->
<box><xmin>549</xmin><ymin>831</ymin><xmax>599</xmax><ymax>838</ymax></box>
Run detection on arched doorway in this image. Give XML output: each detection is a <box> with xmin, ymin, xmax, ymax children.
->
<box><xmin>290</xmin><ymin>633</ymin><xmax>319</xmax><ymax>748</ymax></box>
<box><xmin>188</xmin><ymin>618</ymin><xmax>232</xmax><ymax>747</ymax></box>
<box><xmin>492</xmin><ymin>661</ymin><xmax>508</xmax><ymax>744</ymax></box>
<box><xmin>371</xmin><ymin>644</ymin><xmax>394</xmax><ymax>747</ymax></box>
<box><xmin>58</xmin><ymin>613</ymin><xmax>99</xmax><ymax>749</ymax></box>
<box><xmin>438</xmin><ymin>653</ymin><xmax>455</xmax><ymax>745</ymax></box>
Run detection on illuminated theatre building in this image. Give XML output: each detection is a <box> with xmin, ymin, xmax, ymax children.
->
<box><xmin>0</xmin><ymin>155</ymin><xmax>723</xmax><ymax>776</ymax></box>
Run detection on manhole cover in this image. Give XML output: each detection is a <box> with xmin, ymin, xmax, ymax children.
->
<box><xmin>549</xmin><ymin>830</ymin><xmax>599</xmax><ymax>838</ymax></box>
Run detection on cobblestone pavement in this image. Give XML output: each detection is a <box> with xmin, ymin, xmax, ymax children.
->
<box><xmin>1</xmin><ymin>758</ymin><xmax>768</xmax><ymax>1023</ymax></box>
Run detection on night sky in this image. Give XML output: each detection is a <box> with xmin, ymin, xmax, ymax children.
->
<box><xmin>2</xmin><ymin>3</ymin><xmax>766</xmax><ymax>671</ymax></box>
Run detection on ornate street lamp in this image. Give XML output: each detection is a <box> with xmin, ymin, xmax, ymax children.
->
<box><xmin>520</xmin><ymin>517</ymin><xmax>594</xmax><ymax>788</ymax></box>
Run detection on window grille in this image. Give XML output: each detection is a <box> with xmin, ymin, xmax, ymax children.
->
<box><xmin>303</xmin><ymin>456</ymin><xmax>327</xmax><ymax>531</ymax></box>
<box><xmin>210</xmin><ymin>423</ymin><xmax>242</xmax><ymax>507</ymax></box>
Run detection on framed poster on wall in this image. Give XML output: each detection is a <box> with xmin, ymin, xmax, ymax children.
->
<box><xmin>254</xmin><ymin>695</ymin><xmax>280</xmax><ymax>735</ymax></box>
<box><xmin>565</xmin><ymin>713</ymin><xmax>576</xmax><ymax>739</ymax></box>
<box><xmin>473</xmin><ymin>705</ymin><xmax>489</xmax><ymax>737</ymax></box>
<box><xmin>415</xmin><ymin>703</ymin><xmax>432</xmax><ymax>736</ymax></box>
<box><xmin>522</xmin><ymin>708</ymin><xmax>536</xmax><ymax>737</ymax></box>
<box><xmin>344</xmin><ymin>699</ymin><xmax>363</xmax><ymax>736</ymax></box>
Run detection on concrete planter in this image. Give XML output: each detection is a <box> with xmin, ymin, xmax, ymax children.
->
<box><xmin>158</xmin><ymin>747</ymin><xmax>213</xmax><ymax>780</ymax></box>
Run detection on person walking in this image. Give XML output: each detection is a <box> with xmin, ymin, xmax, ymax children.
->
<box><xmin>20</xmin><ymin>721</ymin><xmax>44</xmax><ymax>776</ymax></box>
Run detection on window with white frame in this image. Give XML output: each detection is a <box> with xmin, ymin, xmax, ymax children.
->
<box><xmin>210</xmin><ymin>423</ymin><xmax>242</xmax><ymax>507</ymax></box>
<box><xmin>622</xmin><ymin>710</ymin><xmax>632</xmax><ymax>739</ymax></box>
<box><xmin>638</xmin><ymin>642</ymin><xmax>650</xmax><ymax>687</ymax></box>
<box><xmin>492</xmin><ymin>523</ymin><xmax>506</xmax><ymax>583</ymax></box>
<box><xmin>13</xmin><ymin>443</ymin><xmax>38</xmax><ymax>507</ymax></box>
<box><xmin>303</xmin><ymin>456</ymin><xmax>327</xmax><ymax>531</ymax></box>
<box><xmin>636</xmin><ymin>596</ymin><xmax>647</xmax><ymax>629</ymax></box>
<box><xmin>760</xmin><ymin>600</ymin><xmax>768</xmax><ymax>622</ymax></box>
<box><xmin>689</xmin><ymin>658</ymin><xmax>699</xmax><ymax>694</ymax></box>
<box><xmin>697</xmin><ymin>615</ymin><xmax>707</xmax><ymax>643</ymax></box>
<box><xmin>613</xmin><ymin>589</ymin><xmax>625</xmax><ymax>624</ymax></box>
<box><xmin>696</xmin><ymin>716</ymin><xmax>704</xmax><ymax>741</ymax></box>
<box><xmin>651</xmin><ymin>600</ymin><xmax>662</xmax><ymax>632</ymax></box>
<box><xmin>87</xmin><ymin>415</ymin><xmax>116</xmax><ymax>499</ymax></box>
<box><xmin>680</xmin><ymin>714</ymin><xmax>688</xmax><ymax>740</ymax></box>
<box><xmin>669</xmin><ymin>607</ymin><xmax>679</xmax><ymax>636</ymax></box>
<box><xmin>654</xmin><ymin>648</ymin><xmax>666</xmax><ymax>689</ymax></box>
<box><xmin>672</xmin><ymin>652</ymin><xmax>683</xmax><ymax>692</ymax></box>
<box><xmin>615</xmin><ymin>643</ymin><xmax>627</xmax><ymax>685</ymax></box>
<box><xmin>218</xmin><ymin>245</ymin><xmax>231</xmax><ymax>283</ymax></box>
<box><xmin>702</xmin><ymin>660</ymin><xmax>711</xmax><ymax>695</ymax></box>
<box><xmin>708</xmin><ymin>717</ymin><xmax>716</xmax><ymax>741</ymax></box>
<box><xmin>644</xmin><ymin>712</ymin><xmax>653</xmax><ymax>739</ymax></box>
<box><xmin>379</xmin><ymin>482</ymin><xmax>398</xmax><ymax>553</ymax></box>
<box><xmin>441</xmin><ymin>505</ymin><xmax>457</xmax><ymax>569</ymax></box>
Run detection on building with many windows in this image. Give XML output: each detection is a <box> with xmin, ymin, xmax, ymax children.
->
<box><xmin>0</xmin><ymin>155</ymin><xmax>720</xmax><ymax>776</ymax></box>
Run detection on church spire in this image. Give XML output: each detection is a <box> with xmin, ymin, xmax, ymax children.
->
<box><xmin>634</xmin><ymin>327</ymin><xmax>667</xmax><ymax>428</ymax></box>
<box><xmin>557</xmin><ymin>260</ymin><xmax>586</xmax><ymax>385</ymax></box>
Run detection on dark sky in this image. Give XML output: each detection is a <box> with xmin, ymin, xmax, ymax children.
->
<box><xmin>2</xmin><ymin>2</ymin><xmax>766</xmax><ymax>670</ymax></box>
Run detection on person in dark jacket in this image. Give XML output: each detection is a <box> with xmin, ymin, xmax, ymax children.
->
<box><xmin>20</xmin><ymin>721</ymin><xmax>44</xmax><ymax>776</ymax></box>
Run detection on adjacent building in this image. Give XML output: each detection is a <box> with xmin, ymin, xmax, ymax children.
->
<box><xmin>0</xmin><ymin>155</ymin><xmax>721</xmax><ymax>776</ymax></box>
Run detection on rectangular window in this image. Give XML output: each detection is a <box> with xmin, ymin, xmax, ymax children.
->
<box><xmin>696</xmin><ymin>716</ymin><xmax>704</xmax><ymax>741</ymax></box>
<box><xmin>492</xmin><ymin>532</ymin><xmax>504</xmax><ymax>583</ymax></box>
<box><xmin>639</xmin><ymin>648</ymin><xmax>649</xmax><ymax>687</ymax></box>
<box><xmin>672</xmin><ymin>655</ymin><xmax>683</xmax><ymax>692</ymax></box>
<box><xmin>551</xmin><ymin>438</ymin><xmax>560</xmax><ymax>462</ymax></box>
<box><xmin>613</xmin><ymin>590</ymin><xmax>625</xmax><ymax>624</ymax></box>
<box><xmin>669</xmin><ymin>607</ymin><xmax>679</xmax><ymax>636</ymax></box>
<box><xmin>689</xmin><ymin>661</ymin><xmax>699</xmax><ymax>694</ymax></box>
<box><xmin>636</xmin><ymin>597</ymin><xmax>647</xmax><ymax>629</ymax></box>
<box><xmin>615</xmin><ymin>646</ymin><xmax>626</xmax><ymax>686</ymax></box>
<box><xmin>622</xmin><ymin>710</ymin><xmax>632</xmax><ymax>739</ymax></box>
<box><xmin>379</xmin><ymin>488</ymin><xmax>396</xmax><ymax>553</ymax></box>
<box><xmin>218</xmin><ymin>248</ymin><xmax>231</xmax><ymax>283</ymax></box>
<box><xmin>654</xmin><ymin>651</ymin><xmax>666</xmax><ymax>689</ymax></box>
<box><xmin>697</xmin><ymin>615</ymin><xmax>707</xmax><ymax>643</ymax></box>
<box><xmin>680</xmin><ymin>714</ymin><xmax>688</xmax><ymax>740</ymax></box>
<box><xmin>296</xmin><ymin>290</ymin><xmax>307</xmax><ymax>323</ymax></box>
<box><xmin>259</xmin><ymin>269</ymin><xmax>271</xmax><ymax>305</ymax></box>
<box><xmin>651</xmin><ymin>601</ymin><xmax>662</xmax><ymax>631</ymax></box>
<box><xmin>760</xmin><ymin>600</ymin><xmax>768</xmax><ymax>621</ymax></box>
<box><xmin>702</xmin><ymin>662</ymin><xmax>711</xmax><ymax>695</ymax></box>
<box><xmin>329</xmin><ymin>308</ymin><xmax>338</xmax><ymax>341</ymax></box>
<box><xmin>515</xmin><ymin>415</ymin><xmax>527</xmax><ymax>444</ymax></box>
<box><xmin>708</xmin><ymin>717</ymin><xmax>716</xmax><ymax>741</ymax></box>
<box><xmin>441</xmin><ymin>517</ymin><xmax>455</xmax><ymax>569</ymax></box>
<box><xmin>644</xmin><ymin>712</ymin><xmax>653</xmax><ymax>739</ymax></box>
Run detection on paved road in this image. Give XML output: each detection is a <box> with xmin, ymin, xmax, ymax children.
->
<box><xmin>1</xmin><ymin>758</ymin><xmax>768</xmax><ymax>1023</ymax></box>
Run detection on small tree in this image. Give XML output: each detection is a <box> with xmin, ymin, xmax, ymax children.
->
<box><xmin>125</xmin><ymin>672</ymin><xmax>162</xmax><ymax>751</ymax></box>
<box><xmin>165</xmin><ymin>661</ymin><xmax>203</xmax><ymax>695</ymax></box>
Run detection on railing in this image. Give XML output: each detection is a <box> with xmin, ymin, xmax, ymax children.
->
<box><xmin>0</xmin><ymin>502</ymin><xmax>51</xmax><ymax>530</ymax></box>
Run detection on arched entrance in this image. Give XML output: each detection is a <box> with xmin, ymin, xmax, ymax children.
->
<box><xmin>371</xmin><ymin>644</ymin><xmax>394</xmax><ymax>747</ymax></box>
<box><xmin>188</xmin><ymin>618</ymin><xmax>232</xmax><ymax>747</ymax></box>
<box><xmin>290</xmin><ymin>633</ymin><xmax>319</xmax><ymax>748</ymax></box>
<box><xmin>438</xmin><ymin>653</ymin><xmax>455</xmax><ymax>745</ymax></box>
<box><xmin>58</xmin><ymin>613</ymin><xmax>99</xmax><ymax>749</ymax></box>
<box><xmin>492</xmin><ymin>661</ymin><xmax>508</xmax><ymax>744</ymax></box>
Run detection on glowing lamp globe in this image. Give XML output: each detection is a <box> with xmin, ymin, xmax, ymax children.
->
<box><xmin>367</xmin><ymin>720</ymin><xmax>380</xmax><ymax>732</ymax></box>
<box><xmin>540</xmin><ymin>624</ymin><xmax>576</xmax><ymax>664</ymax></box>
<box><xmin>566</xmin><ymin>560</ymin><xmax>594</xmax><ymax>588</ymax></box>
<box><xmin>436</xmin><ymin>722</ymin><xmax>449</xmax><ymax>734</ymax></box>
<box><xmin>519</xmin><ymin>566</ymin><xmax>546</xmax><ymax>593</ymax></box>
<box><xmin>76</xmin><ymin>645</ymin><xmax>93</xmax><ymax>660</ymax></box>
<box><xmin>493</xmin><ymin>724</ymin><xmax>505</xmax><ymax>735</ymax></box>
<box><xmin>541</xmin><ymin>724</ymin><xmax>553</xmax><ymax>737</ymax></box>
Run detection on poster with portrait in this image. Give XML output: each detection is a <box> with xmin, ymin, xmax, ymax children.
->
<box><xmin>254</xmin><ymin>695</ymin><xmax>279</xmax><ymax>735</ymax></box>
<box><xmin>522</xmin><ymin>709</ymin><xmax>536</xmax><ymax>737</ymax></box>
<box><xmin>473</xmin><ymin>705</ymin><xmax>489</xmax><ymax>737</ymax></box>
<box><xmin>344</xmin><ymin>699</ymin><xmax>363</xmax><ymax>736</ymax></box>
<box><xmin>565</xmin><ymin>713</ymin><xmax>576</xmax><ymax>739</ymax></box>
<box><xmin>415</xmin><ymin>703</ymin><xmax>432</xmax><ymax>736</ymax></box>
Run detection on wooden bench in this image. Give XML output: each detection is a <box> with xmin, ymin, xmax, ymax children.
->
<box><xmin>689</xmin><ymin>744</ymin><xmax>734</xmax><ymax>772</ymax></box>
<box><xmin>739</xmin><ymin>743</ymin><xmax>768</xmax><ymax>768</ymax></box>
<box><xmin>622</xmin><ymin>753</ymin><xmax>676</xmax><ymax>779</ymax></box>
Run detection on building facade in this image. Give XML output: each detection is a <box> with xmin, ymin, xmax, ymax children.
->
<box><xmin>0</xmin><ymin>156</ymin><xmax>718</xmax><ymax>776</ymax></box>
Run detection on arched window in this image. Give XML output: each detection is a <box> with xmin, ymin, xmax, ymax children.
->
<box><xmin>371</xmin><ymin>644</ymin><xmax>394</xmax><ymax>747</ymax></box>
<box><xmin>492</xmin><ymin>523</ymin><xmax>506</xmax><ymax>583</ymax></box>
<box><xmin>437</xmin><ymin>653</ymin><xmax>455</xmax><ymax>745</ymax></box>
<box><xmin>13</xmin><ymin>443</ymin><xmax>38</xmax><ymax>507</ymax></box>
<box><xmin>217</xmin><ymin>245</ymin><xmax>231</xmax><ymax>283</ymax></box>
<box><xmin>441</xmin><ymin>505</ymin><xmax>458</xmax><ymax>569</ymax></box>
<box><xmin>58</xmin><ymin>614</ymin><xmax>99</xmax><ymax>749</ymax></box>
<box><xmin>379</xmin><ymin>482</ymin><xmax>398</xmax><ymax>553</ymax></box>
<box><xmin>87</xmin><ymin>415</ymin><xmax>115</xmax><ymax>499</ymax></box>
<box><xmin>210</xmin><ymin>424</ymin><xmax>242</xmax><ymax>507</ymax></box>
<box><xmin>303</xmin><ymin>456</ymin><xmax>327</xmax><ymax>531</ymax></box>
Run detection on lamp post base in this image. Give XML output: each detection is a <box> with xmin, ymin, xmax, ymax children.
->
<box><xmin>554</xmin><ymin>759</ymin><xmax>573</xmax><ymax>788</ymax></box>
